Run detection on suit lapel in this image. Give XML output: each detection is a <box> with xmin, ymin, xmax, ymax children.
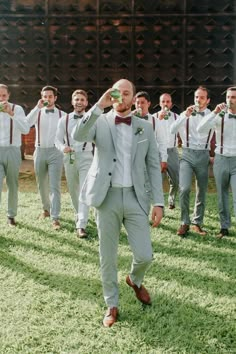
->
<box><xmin>105</xmin><ymin>110</ymin><xmax>117</xmax><ymax>150</ymax></box>
<box><xmin>131</xmin><ymin>116</ymin><xmax>139</xmax><ymax>163</ymax></box>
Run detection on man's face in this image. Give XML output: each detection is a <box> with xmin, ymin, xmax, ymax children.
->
<box><xmin>226</xmin><ymin>89</ymin><xmax>236</xmax><ymax>111</ymax></box>
<box><xmin>41</xmin><ymin>90</ymin><xmax>57</xmax><ymax>108</ymax></box>
<box><xmin>135</xmin><ymin>96</ymin><xmax>150</xmax><ymax>115</ymax></box>
<box><xmin>194</xmin><ymin>89</ymin><xmax>210</xmax><ymax>110</ymax></box>
<box><xmin>72</xmin><ymin>94</ymin><xmax>88</xmax><ymax>113</ymax></box>
<box><xmin>159</xmin><ymin>94</ymin><xmax>172</xmax><ymax>110</ymax></box>
<box><xmin>0</xmin><ymin>87</ymin><xmax>10</xmax><ymax>102</ymax></box>
<box><xmin>112</xmin><ymin>79</ymin><xmax>134</xmax><ymax>113</ymax></box>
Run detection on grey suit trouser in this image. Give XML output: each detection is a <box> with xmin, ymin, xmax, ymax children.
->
<box><xmin>165</xmin><ymin>147</ymin><xmax>179</xmax><ymax>207</ymax></box>
<box><xmin>0</xmin><ymin>146</ymin><xmax>21</xmax><ymax>217</ymax></box>
<box><xmin>179</xmin><ymin>148</ymin><xmax>209</xmax><ymax>225</ymax></box>
<box><xmin>213</xmin><ymin>154</ymin><xmax>236</xmax><ymax>229</ymax></box>
<box><xmin>64</xmin><ymin>151</ymin><xmax>93</xmax><ymax>229</ymax></box>
<box><xmin>34</xmin><ymin>147</ymin><xmax>63</xmax><ymax>220</ymax></box>
<box><xmin>96</xmin><ymin>187</ymin><xmax>153</xmax><ymax>307</ymax></box>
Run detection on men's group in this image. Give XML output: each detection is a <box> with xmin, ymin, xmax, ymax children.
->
<box><xmin>1</xmin><ymin>80</ymin><xmax>236</xmax><ymax>327</ymax></box>
<box><xmin>0</xmin><ymin>83</ymin><xmax>236</xmax><ymax>241</ymax></box>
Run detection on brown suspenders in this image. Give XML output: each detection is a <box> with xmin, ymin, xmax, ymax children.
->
<box><xmin>65</xmin><ymin>113</ymin><xmax>87</xmax><ymax>151</ymax></box>
<box><xmin>186</xmin><ymin>116</ymin><xmax>211</xmax><ymax>150</ymax></box>
<box><xmin>220</xmin><ymin>116</ymin><xmax>224</xmax><ymax>155</ymax></box>
<box><xmin>37</xmin><ymin>109</ymin><xmax>62</xmax><ymax>146</ymax></box>
<box><xmin>9</xmin><ymin>104</ymin><xmax>15</xmax><ymax>145</ymax></box>
<box><xmin>152</xmin><ymin>116</ymin><xmax>155</xmax><ymax>131</ymax></box>
<box><xmin>173</xmin><ymin>113</ymin><xmax>177</xmax><ymax>147</ymax></box>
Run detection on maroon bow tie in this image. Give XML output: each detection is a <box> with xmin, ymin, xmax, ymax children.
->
<box><xmin>115</xmin><ymin>116</ymin><xmax>132</xmax><ymax>125</ymax></box>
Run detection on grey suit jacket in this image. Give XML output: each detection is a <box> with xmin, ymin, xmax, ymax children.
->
<box><xmin>72</xmin><ymin>105</ymin><xmax>164</xmax><ymax>214</ymax></box>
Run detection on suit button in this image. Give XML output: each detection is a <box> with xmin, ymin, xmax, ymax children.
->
<box><xmin>113</xmin><ymin>158</ymin><xmax>116</xmax><ymax>162</ymax></box>
<box><xmin>108</xmin><ymin>172</ymin><xmax>112</xmax><ymax>176</ymax></box>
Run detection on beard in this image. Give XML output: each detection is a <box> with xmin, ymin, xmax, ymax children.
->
<box><xmin>114</xmin><ymin>102</ymin><xmax>132</xmax><ymax>113</ymax></box>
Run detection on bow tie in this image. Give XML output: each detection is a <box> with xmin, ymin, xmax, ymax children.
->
<box><xmin>45</xmin><ymin>109</ymin><xmax>54</xmax><ymax>114</ymax></box>
<box><xmin>228</xmin><ymin>113</ymin><xmax>236</xmax><ymax>119</ymax></box>
<box><xmin>198</xmin><ymin>112</ymin><xmax>205</xmax><ymax>116</ymax></box>
<box><xmin>142</xmin><ymin>115</ymin><xmax>149</xmax><ymax>120</ymax></box>
<box><xmin>74</xmin><ymin>114</ymin><xmax>83</xmax><ymax>119</ymax></box>
<box><xmin>115</xmin><ymin>116</ymin><xmax>132</xmax><ymax>126</ymax></box>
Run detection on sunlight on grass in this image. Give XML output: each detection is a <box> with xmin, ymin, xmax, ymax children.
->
<box><xmin>0</xmin><ymin>190</ymin><xmax>236</xmax><ymax>353</ymax></box>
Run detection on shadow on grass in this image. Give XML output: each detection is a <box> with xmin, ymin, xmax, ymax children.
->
<box><xmin>0</xmin><ymin>245</ymin><xmax>102</xmax><ymax>303</ymax></box>
<box><xmin>118</xmin><ymin>285</ymin><xmax>236</xmax><ymax>354</ymax></box>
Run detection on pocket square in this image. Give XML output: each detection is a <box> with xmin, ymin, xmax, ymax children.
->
<box><xmin>137</xmin><ymin>139</ymin><xmax>148</xmax><ymax>144</ymax></box>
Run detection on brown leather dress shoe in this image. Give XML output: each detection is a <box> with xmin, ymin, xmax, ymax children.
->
<box><xmin>7</xmin><ymin>217</ymin><xmax>16</xmax><ymax>227</ymax></box>
<box><xmin>52</xmin><ymin>220</ymin><xmax>60</xmax><ymax>230</ymax></box>
<box><xmin>168</xmin><ymin>204</ymin><xmax>175</xmax><ymax>210</ymax></box>
<box><xmin>77</xmin><ymin>228</ymin><xmax>88</xmax><ymax>238</ymax></box>
<box><xmin>191</xmin><ymin>224</ymin><xmax>207</xmax><ymax>236</ymax></box>
<box><xmin>39</xmin><ymin>210</ymin><xmax>50</xmax><ymax>219</ymax></box>
<box><xmin>177</xmin><ymin>224</ymin><xmax>189</xmax><ymax>236</ymax></box>
<box><xmin>103</xmin><ymin>307</ymin><xmax>118</xmax><ymax>327</ymax></box>
<box><xmin>216</xmin><ymin>228</ymin><xmax>229</xmax><ymax>239</ymax></box>
<box><xmin>126</xmin><ymin>275</ymin><xmax>151</xmax><ymax>305</ymax></box>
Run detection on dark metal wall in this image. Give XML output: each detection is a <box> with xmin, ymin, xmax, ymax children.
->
<box><xmin>0</xmin><ymin>0</ymin><xmax>235</xmax><ymax>113</ymax></box>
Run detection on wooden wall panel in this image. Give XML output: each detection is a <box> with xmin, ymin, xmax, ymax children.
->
<box><xmin>0</xmin><ymin>0</ymin><xmax>235</xmax><ymax>114</ymax></box>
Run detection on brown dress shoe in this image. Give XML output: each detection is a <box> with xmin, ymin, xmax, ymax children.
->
<box><xmin>191</xmin><ymin>224</ymin><xmax>207</xmax><ymax>236</ymax></box>
<box><xmin>126</xmin><ymin>275</ymin><xmax>151</xmax><ymax>305</ymax></box>
<box><xmin>103</xmin><ymin>307</ymin><xmax>118</xmax><ymax>327</ymax></box>
<box><xmin>39</xmin><ymin>210</ymin><xmax>50</xmax><ymax>219</ymax></box>
<box><xmin>52</xmin><ymin>220</ymin><xmax>60</xmax><ymax>230</ymax></box>
<box><xmin>177</xmin><ymin>224</ymin><xmax>189</xmax><ymax>236</ymax></box>
<box><xmin>77</xmin><ymin>228</ymin><xmax>88</xmax><ymax>238</ymax></box>
<box><xmin>7</xmin><ymin>217</ymin><xmax>16</xmax><ymax>227</ymax></box>
<box><xmin>216</xmin><ymin>228</ymin><xmax>229</xmax><ymax>239</ymax></box>
<box><xmin>168</xmin><ymin>204</ymin><xmax>175</xmax><ymax>210</ymax></box>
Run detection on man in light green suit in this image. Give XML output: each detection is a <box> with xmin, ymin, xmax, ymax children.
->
<box><xmin>72</xmin><ymin>79</ymin><xmax>164</xmax><ymax>327</ymax></box>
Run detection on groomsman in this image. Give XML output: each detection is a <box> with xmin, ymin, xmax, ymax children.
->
<box><xmin>170</xmin><ymin>86</ymin><xmax>213</xmax><ymax>237</ymax></box>
<box><xmin>55</xmin><ymin>89</ymin><xmax>93</xmax><ymax>238</ymax></box>
<box><xmin>0</xmin><ymin>84</ymin><xmax>29</xmax><ymax>226</ymax></box>
<box><xmin>197</xmin><ymin>86</ymin><xmax>236</xmax><ymax>238</ymax></box>
<box><xmin>27</xmin><ymin>86</ymin><xmax>65</xmax><ymax>230</ymax></box>
<box><xmin>72</xmin><ymin>79</ymin><xmax>164</xmax><ymax>327</ymax></box>
<box><xmin>153</xmin><ymin>93</ymin><xmax>180</xmax><ymax>210</ymax></box>
<box><xmin>134</xmin><ymin>91</ymin><xmax>168</xmax><ymax>173</ymax></box>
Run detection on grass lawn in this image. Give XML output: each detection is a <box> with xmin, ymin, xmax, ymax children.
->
<box><xmin>0</xmin><ymin>175</ymin><xmax>236</xmax><ymax>354</ymax></box>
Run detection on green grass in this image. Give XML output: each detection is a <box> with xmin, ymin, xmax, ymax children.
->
<box><xmin>0</xmin><ymin>184</ymin><xmax>236</xmax><ymax>354</ymax></box>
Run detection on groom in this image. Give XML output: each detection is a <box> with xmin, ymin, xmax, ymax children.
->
<box><xmin>72</xmin><ymin>79</ymin><xmax>164</xmax><ymax>327</ymax></box>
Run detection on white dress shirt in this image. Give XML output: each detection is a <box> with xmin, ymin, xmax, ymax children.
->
<box><xmin>112</xmin><ymin>115</ymin><xmax>133</xmax><ymax>187</ymax></box>
<box><xmin>197</xmin><ymin>111</ymin><xmax>236</xmax><ymax>157</ymax></box>
<box><xmin>26</xmin><ymin>106</ymin><xmax>65</xmax><ymax>147</ymax></box>
<box><xmin>170</xmin><ymin>108</ymin><xmax>213</xmax><ymax>150</ymax></box>
<box><xmin>145</xmin><ymin>113</ymin><xmax>168</xmax><ymax>162</ymax></box>
<box><xmin>55</xmin><ymin>112</ymin><xmax>93</xmax><ymax>153</ymax></box>
<box><xmin>0</xmin><ymin>103</ymin><xmax>29</xmax><ymax>147</ymax></box>
<box><xmin>153</xmin><ymin>111</ymin><xmax>179</xmax><ymax>150</ymax></box>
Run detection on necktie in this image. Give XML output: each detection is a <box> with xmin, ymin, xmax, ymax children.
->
<box><xmin>45</xmin><ymin>109</ymin><xmax>54</xmax><ymax>114</ymax></box>
<box><xmin>74</xmin><ymin>114</ymin><xmax>83</xmax><ymax>119</ymax></box>
<box><xmin>198</xmin><ymin>112</ymin><xmax>205</xmax><ymax>117</ymax></box>
<box><xmin>228</xmin><ymin>114</ymin><xmax>236</xmax><ymax>119</ymax></box>
<box><xmin>115</xmin><ymin>116</ymin><xmax>132</xmax><ymax>125</ymax></box>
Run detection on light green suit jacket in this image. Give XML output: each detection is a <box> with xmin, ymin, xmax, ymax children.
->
<box><xmin>72</xmin><ymin>106</ymin><xmax>164</xmax><ymax>214</ymax></box>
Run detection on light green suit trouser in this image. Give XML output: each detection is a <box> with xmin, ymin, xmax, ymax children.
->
<box><xmin>96</xmin><ymin>186</ymin><xmax>153</xmax><ymax>307</ymax></box>
<box><xmin>0</xmin><ymin>146</ymin><xmax>21</xmax><ymax>217</ymax></box>
<box><xmin>64</xmin><ymin>151</ymin><xmax>93</xmax><ymax>229</ymax></box>
<box><xmin>213</xmin><ymin>154</ymin><xmax>236</xmax><ymax>229</ymax></box>
<box><xmin>34</xmin><ymin>146</ymin><xmax>63</xmax><ymax>220</ymax></box>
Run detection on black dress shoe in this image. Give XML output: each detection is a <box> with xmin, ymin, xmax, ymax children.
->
<box><xmin>7</xmin><ymin>217</ymin><xmax>16</xmax><ymax>227</ymax></box>
<box><xmin>216</xmin><ymin>228</ymin><xmax>229</xmax><ymax>239</ymax></box>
